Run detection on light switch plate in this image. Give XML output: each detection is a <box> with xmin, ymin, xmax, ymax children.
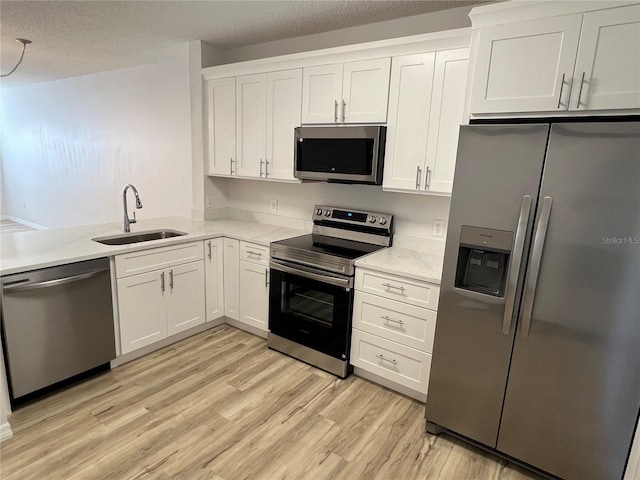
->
<box><xmin>432</xmin><ymin>220</ymin><xmax>445</xmax><ymax>237</ymax></box>
<box><xmin>270</xmin><ymin>199</ymin><xmax>278</xmax><ymax>213</ymax></box>
<box><xmin>206</xmin><ymin>196</ymin><xmax>214</xmax><ymax>208</ymax></box>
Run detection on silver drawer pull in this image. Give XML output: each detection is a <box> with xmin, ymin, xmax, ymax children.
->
<box><xmin>382</xmin><ymin>283</ymin><xmax>405</xmax><ymax>293</ymax></box>
<box><xmin>381</xmin><ymin>315</ymin><xmax>404</xmax><ymax>326</ymax></box>
<box><xmin>376</xmin><ymin>354</ymin><xmax>397</xmax><ymax>365</ymax></box>
<box><xmin>246</xmin><ymin>250</ymin><xmax>262</xmax><ymax>257</ymax></box>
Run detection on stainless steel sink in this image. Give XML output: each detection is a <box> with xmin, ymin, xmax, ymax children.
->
<box><xmin>92</xmin><ymin>229</ymin><xmax>187</xmax><ymax>246</ymax></box>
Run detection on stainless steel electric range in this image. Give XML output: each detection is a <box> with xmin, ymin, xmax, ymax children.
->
<box><xmin>268</xmin><ymin>205</ymin><xmax>393</xmax><ymax>378</ymax></box>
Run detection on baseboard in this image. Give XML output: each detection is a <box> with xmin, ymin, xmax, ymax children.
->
<box><xmin>353</xmin><ymin>366</ymin><xmax>427</xmax><ymax>403</ymax></box>
<box><xmin>0</xmin><ymin>422</ymin><xmax>13</xmax><ymax>442</ymax></box>
<box><xmin>223</xmin><ymin>318</ymin><xmax>268</xmax><ymax>339</ymax></box>
<box><xmin>0</xmin><ymin>215</ymin><xmax>48</xmax><ymax>230</ymax></box>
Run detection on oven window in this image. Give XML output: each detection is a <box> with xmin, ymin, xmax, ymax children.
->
<box><xmin>283</xmin><ymin>283</ymin><xmax>335</xmax><ymax>327</ymax></box>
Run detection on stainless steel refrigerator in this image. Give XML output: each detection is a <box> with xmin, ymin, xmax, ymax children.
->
<box><xmin>425</xmin><ymin>122</ymin><xmax>640</xmax><ymax>480</ymax></box>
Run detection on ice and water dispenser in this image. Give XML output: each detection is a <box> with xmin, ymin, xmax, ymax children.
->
<box><xmin>454</xmin><ymin>226</ymin><xmax>514</xmax><ymax>297</ymax></box>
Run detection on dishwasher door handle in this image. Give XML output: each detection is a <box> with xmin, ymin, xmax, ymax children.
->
<box><xmin>2</xmin><ymin>269</ymin><xmax>109</xmax><ymax>293</ymax></box>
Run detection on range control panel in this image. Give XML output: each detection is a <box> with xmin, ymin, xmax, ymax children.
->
<box><xmin>313</xmin><ymin>205</ymin><xmax>393</xmax><ymax>231</ymax></box>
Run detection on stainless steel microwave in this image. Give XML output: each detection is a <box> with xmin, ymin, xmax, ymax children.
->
<box><xmin>294</xmin><ymin>126</ymin><xmax>386</xmax><ymax>185</ymax></box>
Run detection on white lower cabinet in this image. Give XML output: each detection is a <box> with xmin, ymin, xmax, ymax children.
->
<box><xmin>239</xmin><ymin>260</ymin><xmax>269</xmax><ymax>332</ymax></box>
<box><xmin>204</xmin><ymin>238</ymin><xmax>225</xmax><ymax>322</ymax></box>
<box><xmin>116</xmin><ymin>242</ymin><xmax>206</xmax><ymax>355</ymax></box>
<box><xmin>223</xmin><ymin>239</ymin><xmax>269</xmax><ymax>336</ymax></box>
<box><xmin>351</xmin><ymin>267</ymin><xmax>439</xmax><ymax>401</ymax></box>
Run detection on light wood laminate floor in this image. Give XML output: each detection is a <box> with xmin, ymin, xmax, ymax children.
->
<box><xmin>0</xmin><ymin>325</ymin><xmax>544</xmax><ymax>480</ymax></box>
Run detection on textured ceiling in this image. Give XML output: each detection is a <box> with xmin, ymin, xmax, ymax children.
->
<box><xmin>0</xmin><ymin>1</ymin><xmax>483</xmax><ymax>87</ymax></box>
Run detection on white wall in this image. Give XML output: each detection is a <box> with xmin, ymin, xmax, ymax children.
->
<box><xmin>0</xmin><ymin>52</ymin><xmax>193</xmax><ymax>228</ymax></box>
<box><xmin>224</xmin><ymin>5</ymin><xmax>474</xmax><ymax>63</ymax></box>
<box><xmin>218</xmin><ymin>178</ymin><xmax>450</xmax><ymax>239</ymax></box>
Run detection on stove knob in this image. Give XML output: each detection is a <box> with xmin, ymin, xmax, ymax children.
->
<box><xmin>325</xmin><ymin>209</ymin><xmax>331</xmax><ymax>217</ymax></box>
<box><xmin>379</xmin><ymin>218</ymin><xmax>387</xmax><ymax>225</ymax></box>
<box><xmin>316</xmin><ymin>208</ymin><xmax>323</xmax><ymax>216</ymax></box>
<box><xmin>369</xmin><ymin>216</ymin><xmax>377</xmax><ymax>223</ymax></box>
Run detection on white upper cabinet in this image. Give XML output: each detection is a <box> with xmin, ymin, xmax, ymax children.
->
<box><xmin>266</xmin><ymin>69</ymin><xmax>302</xmax><ymax>181</ymax></box>
<box><xmin>470</xmin><ymin>3</ymin><xmax>640</xmax><ymax>115</ymax></box>
<box><xmin>425</xmin><ymin>48</ymin><xmax>470</xmax><ymax>194</ymax></box>
<box><xmin>470</xmin><ymin>15</ymin><xmax>582</xmax><ymax>114</ymax></box>
<box><xmin>383</xmin><ymin>53</ymin><xmax>435</xmax><ymax>191</ymax></box>
<box><xmin>383</xmin><ymin>48</ymin><xmax>469</xmax><ymax>195</ymax></box>
<box><xmin>302</xmin><ymin>58</ymin><xmax>391</xmax><ymax>124</ymax></box>
<box><xmin>236</xmin><ymin>74</ymin><xmax>266</xmax><ymax>178</ymax></box>
<box><xmin>570</xmin><ymin>4</ymin><xmax>640</xmax><ymax>110</ymax></box>
<box><xmin>206</xmin><ymin>77</ymin><xmax>236</xmax><ymax>176</ymax></box>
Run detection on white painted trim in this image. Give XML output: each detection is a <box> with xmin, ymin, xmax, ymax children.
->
<box><xmin>224</xmin><ymin>318</ymin><xmax>268</xmax><ymax>339</ymax></box>
<box><xmin>469</xmin><ymin>1</ymin><xmax>638</xmax><ymax>28</ymax></box>
<box><xmin>0</xmin><ymin>215</ymin><xmax>48</xmax><ymax>230</ymax></box>
<box><xmin>202</xmin><ymin>29</ymin><xmax>471</xmax><ymax>80</ymax></box>
<box><xmin>353</xmin><ymin>366</ymin><xmax>427</xmax><ymax>403</ymax></box>
<box><xmin>625</xmin><ymin>424</ymin><xmax>640</xmax><ymax>480</ymax></box>
<box><xmin>0</xmin><ymin>422</ymin><xmax>13</xmax><ymax>442</ymax></box>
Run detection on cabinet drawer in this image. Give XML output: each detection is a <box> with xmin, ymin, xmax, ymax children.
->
<box><xmin>350</xmin><ymin>329</ymin><xmax>431</xmax><ymax>394</ymax></box>
<box><xmin>239</xmin><ymin>241</ymin><xmax>269</xmax><ymax>266</ymax></box>
<box><xmin>353</xmin><ymin>291</ymin><xmax>436</xmax><ymax>353</ymax></box>
<box><xmin>355</xmin><ymin>268</ymin><xmax>439</xmax><ymax>310</ymax></box>
<box><xmin>115</xmin><ymin>242</ymin><xmax>204</xmax><ymax>278</ymax></box>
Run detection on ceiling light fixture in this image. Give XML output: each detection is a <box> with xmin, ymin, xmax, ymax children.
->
<box><xmin>1</xmin><ymin>38</ymin><xmax>32</xmax><ymax>78</ymax></box>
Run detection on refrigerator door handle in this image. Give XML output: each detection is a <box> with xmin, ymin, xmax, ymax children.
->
<box><xmin>520</xmin><ymin>196</ymin><xmax>553</xmax><ymax>339</ymax></box>
<box><xmin>502</xmin><ymin>195</ymin><xmax>532</xmax><ymax>335</ymax></box>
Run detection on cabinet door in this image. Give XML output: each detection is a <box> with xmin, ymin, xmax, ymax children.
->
<box><xmin>342</xmin><ymin>58</ymin><xmax>391</xmax><ymax>123</ymax></box>
<box><xmin>117</xmin><ymin>271</ymin><xmax>166</xmax><ymax>354</ymax></box>
<box><xmin>570</xmin><ymin>4</ymin><xmax>640</xmax><ymax>111</ymax></box>
<box><xmin>266</xmin><ymin>69</ymin><xmax>302</xmax><ymax>181</ymax></box>
<box><xmin>239</xmin><ymin>262</ymin><xmax>269</xmax><ymax>332</ymax></box>
<box><xmin>236</xmin><ymin>74</ymin><xmax>266</xmax><ymax>177</ymax></box>
<box><xmin>166</xmin><ymin>261</ymin><xmax>206</xmax><ymax>336</ymax></box>
<box><xmin>223</xmin><ymin>238</ymin><xmax>240</xmax><ymax>320</ymax></box>
<box><xmin>470</xmin><ymin>15</ymin><xmax>582</xmax><ymax>114</ymax></box>
<box><xmin>204</xmin><ymin>238</ymin><xmax>225</xmax><ymax>322</ymax></box>
<box><xmin>206</xmin><ymin>77</ymin><xmax>236</xmax><ymax>176</ymax></box>
<box><xmin>383</xmin><ymin>53</ymin><xmax>435</xmax><ymax>191</ymax></box>
<box><xmin>424</xmin><ymin>48</ymin><xmax>470</xmax><ymax>194</ymax></box>
<box><xmin>301</xmin><ymin>64</ymin><xmax>343</xmax><ymax>124</ymax></box>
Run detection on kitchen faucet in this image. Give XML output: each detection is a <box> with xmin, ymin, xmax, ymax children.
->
<box><xmin>122</xmin><ymin>184</ymin><xmax>143</xmax><ymax>232</ymax></box>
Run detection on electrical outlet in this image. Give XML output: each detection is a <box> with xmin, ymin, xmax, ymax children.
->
<box><xmin>206</xmin><ymin>196</ymin><xmax>214</xmax><ymax>208</ymax></box>
<box><xmin>270</xmin><ymin>199</ymin><xmax>278</xmax><ymax>213</ymax></box>
<box><xmin>432</xmin><ymin>220</ymin><xmax>445</xmax><ymax>237</ymax></box>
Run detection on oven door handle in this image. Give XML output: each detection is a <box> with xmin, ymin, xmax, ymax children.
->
<box><xmin>269</xmin><ymin>259</ymin><xmax>352</xmax><ymax>289</ymax></box>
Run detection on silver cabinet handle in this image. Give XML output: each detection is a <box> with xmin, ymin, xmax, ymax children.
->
<box><xmin>576</xmin><ymin>72</ymin><xmax>586</xmax><ymax>109</ymax></box>
<box><xmin>161</xmin><ymin>271</ymin><xmax>165</xmax><ymax>292</ymax></box>
<box><xmin>415</xmin><ymin>166</ymin><xmax>422</xmax><ymax>189</ymax></box>
<box><xmin>260</xmin><ymin>159</ymin><xmax>264</xmax><ymax>177</ymax></box>
<box><xmin>342</xmin><ymin>99</ymin><xmax>346</xmax><ymax>123</ymax></box>
<box><xmin>425</xmin><ymin>166</ymin><xmax>431</xmax><ymax>189</ymax></box>
<box><xmin>207</xmin><ymin>240</ymin><xmax>212</xmax><ymax>259</ymax></box>
<box><xmin>246</xmin><ymin>250</ymin><xmax>262</xmax><ymax>258</ymax></box>
<box><xmin>376</xmin><ymin>354</ymin><xmax>397</xmax><ymax>365</ymax></box>
<box><xmin>381</xmin><ymin>315</ymin><xmax>404</xmax><ymax>326</ymax></box>
<box><xmin>520</xmin><ymin>196</ymin><xmax>553</xmax><ymax>339</ymax></box>
<box><xmin>502</xmin><ymin>195</ymin><xmax>532</xmax><ymax>335</ymax></box>
<box><xmin>557</xmin><ymin>73</ymin><xmax>566</xmax><ymax>109</ymax></box>
<box><xmin>334</xmin><ymin>100</ymin><xmax>338</xmax><ymax>123</ymax></box>
<box><xmin>169</xmin><ymin>269</ymin><xmax>174</xmax><ymax>291</ymax></box>
<box><xmin>265</xmin><ymin>159</ymin><xmax>269</xmax><ymax>178</ymax></box>
<box><xmin>2</xmin><ymin>269</ymin><xmax>107</xmax><ymax>293</ymax></box>
<box><xmin>265</xmin><ymin>268</ymin><xmax>269</xmax><ymax>288</ymax></box>
<box><xmin>382</xmin><ymin>283</ymin><xmax>406</xmax><ymax>294</ymax></box>
<box><xmin>230</xmin><ymin>157</ymin><xmax>235</xmax><ymax>175</ymax></box>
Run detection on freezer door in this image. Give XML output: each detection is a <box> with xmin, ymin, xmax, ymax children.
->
<box><xmin>426</xmin><ymin>124</ymin><xmax>549</xmax><ymax>446</ymax></box>
<box><xmin>498</xmin><ymin>122</ymin><xmax>640</xmax><ymax>480</ymax></box>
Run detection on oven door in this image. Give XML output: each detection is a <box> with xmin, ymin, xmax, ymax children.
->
<box><xmin>269</xmin><ymin>259</ymin><xmax>353</xmax><ymax>360</ymax></box>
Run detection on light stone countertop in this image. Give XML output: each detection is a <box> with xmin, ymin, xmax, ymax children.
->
<box><xmin>354</xmin><ymin>234</ymin><xmax>446</xmax><ymax>285</ymax></box>
<box><xmin>0</xmin><ymin>216</ymin><xmax>306</xmax><ymax>276</ymax></box>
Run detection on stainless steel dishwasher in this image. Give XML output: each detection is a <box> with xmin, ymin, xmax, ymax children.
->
<box><xmin>1</xmin><ymin>257</ymin><xmax>116</xmax><ymax>401</ymax></box>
